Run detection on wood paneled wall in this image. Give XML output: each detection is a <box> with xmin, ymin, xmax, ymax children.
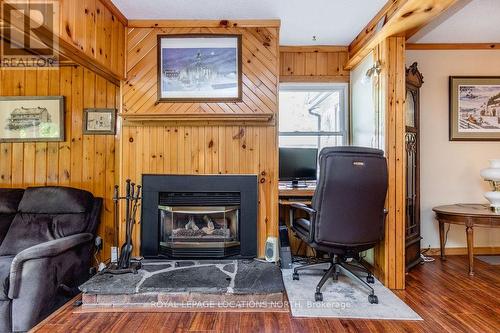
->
<box><xmin>59</xmin><ymin>0</ymin><xmax>126</xmax><ymax>79</ymax></box>
<box><xmin>121</xmin><ymin>22</ymin><xmax>280</xmax><ymax>257</ymax></box>
<box><xmin>3</xmin><ymin>0</ymin><xmax>126</xmax><ymax>81</ymax></box>
<box><xmin>280</xmin><ymin>46</ymin><xmax>349</xmax><ymax>82</ymax></box>
<box><xmin>124</xmin><ymin>26</ymin><xmax>278</xmax><ymax>119</ymax></box>
<box><xmin>0</xmin><ymin>66</ymin><xmax>118</xmax><ymax>260</ymax></box>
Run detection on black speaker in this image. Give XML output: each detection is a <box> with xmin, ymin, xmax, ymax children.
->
<box><xmin>279</xmin><ymin>225</ymin><xmax>290</xmax><ymax>247</ymax></box>
<box><xmin>279</xmin><ymin>225</ymin><xmax>292</xmax><ymax>269</ymax></box>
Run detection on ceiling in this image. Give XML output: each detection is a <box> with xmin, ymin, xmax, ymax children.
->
<box><xmin>410</xmin><ymin>0</ymin><xmax>500</xmax><ymax>43</ymax></box>
<box><xmin>111</xmin><ymin>0</ymin><xmax>387</xmax><ymax>45</ymax></box>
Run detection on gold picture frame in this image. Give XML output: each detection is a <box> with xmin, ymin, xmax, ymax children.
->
<box><xmin>450</xmin><ymin>76</ymin><xmax>500</xmax><ymax>141</ymax></box>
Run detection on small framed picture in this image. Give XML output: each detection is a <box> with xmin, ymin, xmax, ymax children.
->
<box><xmin>157</xmin><ymin>34</ymin><xmax>242</xmax><ymax>102</ymax></box>
<box><xmin>83</xmin><ymin>108</ymin><xmax>116</xmax><ymax>135</ymax></box>
<box><xmin>0</xmin><ymin>96</ymin><xmax>64</xmax><ymax>142</ymax></box>
<box><xmin>450</xmin><ymin>76</ymin><xmax>500</xmax><ymax>141</ymax></box>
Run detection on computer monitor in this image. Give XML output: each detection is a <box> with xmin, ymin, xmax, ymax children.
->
<box><xmin>279</xmin><ymin>147</ymin><xmax>318</xmax><ymax>187</ymax></box>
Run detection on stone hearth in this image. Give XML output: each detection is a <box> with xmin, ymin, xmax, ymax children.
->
<box><xmin>79</xmin><ymin>259</ymin><xmax>286</xmax><ymax>311</ymax></box>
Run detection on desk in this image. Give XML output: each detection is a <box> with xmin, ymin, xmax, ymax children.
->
<box><xmin>279</xmin><ymin>185</ymin><xmax>315</xmax><ymax>255</ymax></box>
<box><xmin>278</xmin><ymin>186</ymin><xmax>315</xmax><ymax>198</ymax></box>
<box><xmin>433</xmin><ymin>204</ymin><xmax>500</xmax><ymax>276</ymax></box>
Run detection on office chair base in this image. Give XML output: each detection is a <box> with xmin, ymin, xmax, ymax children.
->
<box><xmin>293</xmin><ymin>256</ymin><xmax>378</xmax><ymax>304</ymax></box>
<box><xmin>368</xmin><ymin>294</ymin><xmax>378</xmax><ymax>304</ymax></box>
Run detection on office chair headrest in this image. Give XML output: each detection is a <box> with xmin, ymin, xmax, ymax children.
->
<box><xmin>319</xmin><ymin>146</ymin><xmax>384</xmax><ymax>157</ymax></box>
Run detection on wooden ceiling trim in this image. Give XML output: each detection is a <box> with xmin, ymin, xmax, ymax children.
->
<box><xmin>348</xmin><ymin>0</ymin><xmax>403</xmax><ymax>57</ymax></box>
<box><xmin>280</xmin><ymin>45</ymin><xmax>348</xmax><ymax>53</ymax></box>
<box><xmin>406</xmin><ymin>43</ymin><xmax>500</xmax><ymax>50</ymax></box>
<box><xmin>127</xmin><ymin>19</ymin><xmax>281</xmax><ymax>28</ymax></box>
<box><xmin>346</xmin><ymin>0</ymin><xmax>458</xmax><ymax>69</ymax></box>
<box><xmin>100</xmin><ymin>0</ymin><xmax>128</xmax><ymax>26</ymax></box>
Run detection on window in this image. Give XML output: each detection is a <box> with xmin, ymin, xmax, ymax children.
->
<box><xmin>279</xmin><ymin>83</ymin><xmax>348</xmax><ymax>150</ymax></box>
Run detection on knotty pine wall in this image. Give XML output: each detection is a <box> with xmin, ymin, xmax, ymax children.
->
<box><xmin>122</xmin><ymin>23</ymin><xmax>280</xmax><ymax>257</ymax></box>
<box><xmin>6</xmin><ymin>0</ymin><xmax>126</xmax><ymax>80</ymax></box>
<box><xmin>0</xmin><ymin>66</ymin><xmax>118</xmax><ymax>260</ymax></box>
<box><xmin>59</xmin><ymin>0</ymin><xmax>126</xmax><ymax>78</ymax></box>
<box><xmin>280</xmin><ymin>46</ymin><xmax>349</xmax><ymax>82</ymax></box>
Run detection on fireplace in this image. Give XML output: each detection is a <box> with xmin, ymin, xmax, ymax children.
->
<box><xmin>141</xmin><ymin>175</ymin><xmax>258</xmax><ymax>259</ymax></box>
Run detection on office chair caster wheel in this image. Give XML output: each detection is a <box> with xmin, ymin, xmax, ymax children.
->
<box><xmin>315</xmin><ymin>292</ymin><xmax>323</xmax><ymax>302</ymax></box>
<box><xmin>292</xmin><ymin>272</ymin><xmax>299</xmax><ymax>280</ymax></box>
<box><xmin>368</xmin><ymin>294</ymin><xmax>378</xmax><ymax>304</ymax></box>
<box><xmin>366</xmin><ymin>275</ymin><xmax>375</xmax><ymax>284</ymax></box>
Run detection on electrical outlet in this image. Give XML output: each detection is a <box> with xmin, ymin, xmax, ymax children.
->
<box><xmin>111</xmin><ymin>246</ymin><xmax>118</xmax><ymax>263</ymax></box>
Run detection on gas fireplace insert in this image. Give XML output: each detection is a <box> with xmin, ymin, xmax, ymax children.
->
<box><xmin>141</xmin><ymin>175</ymin><xmax>258</xmax><ymax>259</ymax></box>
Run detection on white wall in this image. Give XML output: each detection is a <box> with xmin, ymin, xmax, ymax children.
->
<box><xmin>351</xmin><ymin>51</ymin><xmax>377</xmax><ymax>147</ymax></box>
<box><xmin>406</xmin><ymin>50</ymin><xmax>500</xmax><ymax>250</ymax></box>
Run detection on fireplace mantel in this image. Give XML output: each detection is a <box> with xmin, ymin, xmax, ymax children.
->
<box><xmin>120</xmin><ymin>112</ymin><xmax>275</xmax><ymax>126</ymax></box>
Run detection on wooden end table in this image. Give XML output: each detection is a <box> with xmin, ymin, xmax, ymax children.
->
<box><xmin>433</xmin><ymin>204</ymin><xmax>500</xmax><ymax>275</ymax></box>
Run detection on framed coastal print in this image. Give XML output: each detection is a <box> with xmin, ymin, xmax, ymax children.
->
<box><xmin>0</xmin><ymin>96</ymin><xmax>64</xmax><ymax>142</ymax></box>
<box><xmin>157</xmin><ymin>34</ymin><xmax>242</xmax><ymax>102</ymax></box>
<box><xmin>450</xmin><ymin>76</ymin><xmax>500</xmax><ymax>141</ymax></box>
<box><xmin>83</xmin><ymin>108</ymin><xmax>116</xmax><ymax>135</ymax></box>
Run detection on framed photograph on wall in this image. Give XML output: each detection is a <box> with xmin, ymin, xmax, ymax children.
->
<box><xmin>0</xmin><ymin>96</ymin><xmax>64</xmax><ymax>142</ymax></box>
<box><xmin>450</xmin><ymin>76</ymin><xmax>500</xmax><ymax>141</ymax></box>
<box><xmin>83</xmin><ymin>108</ymin><xmax>116</xmax><ymax>135</ymax></box>
<box><xmin>157</xmin><ymin>34</ymin><xmax>242</xmax><ymax>102</ymax></box>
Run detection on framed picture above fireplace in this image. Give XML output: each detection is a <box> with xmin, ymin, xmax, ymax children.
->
<box><xmin>157</xmin><ymin>34</ymin><xmax>242</xmax><ymax>102</ymax></box>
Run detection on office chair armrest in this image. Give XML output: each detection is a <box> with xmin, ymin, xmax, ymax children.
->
<box><xmin>290</xmin><ymin>203</ymin><xmax>316</xmax><ymax>216</ymax></box>
<box><xmin>290</xmin><ymin>203</ymin><xmax>316</xmax><ymax>243</ymax></box>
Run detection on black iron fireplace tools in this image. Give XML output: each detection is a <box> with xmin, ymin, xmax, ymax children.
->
<box><xmin>100</xmin><ymin>179</ymin><xmax>142</xmax><ymax>275</ymax></box>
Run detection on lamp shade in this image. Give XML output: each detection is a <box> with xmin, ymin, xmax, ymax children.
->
<box><xmin>480</xmin><ymin>159</ymin><xmax>500</xmax><ymax>181</ymax></box>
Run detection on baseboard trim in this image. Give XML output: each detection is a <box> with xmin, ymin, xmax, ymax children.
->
<box><xmin>426</xmin><ymin>247</ymin><xmax>500</xmax><ymax>256</ymax></box>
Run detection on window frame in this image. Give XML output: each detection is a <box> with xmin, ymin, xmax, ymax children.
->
<box><xmin>278</xmin><ymin>83</ymin><xmax>349</xmax><ymax>146</ymax></box>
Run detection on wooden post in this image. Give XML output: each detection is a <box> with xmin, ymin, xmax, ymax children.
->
<box><xmin>375</xmin><ymin>36</ymin><xmax>406</xmax><ymax>290</ymax></box>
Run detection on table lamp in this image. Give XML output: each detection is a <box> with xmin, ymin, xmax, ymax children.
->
<box><xmin>480</xmin><ymin>159</ymin><xmax>500</xmax><ymax>213</ymax></box>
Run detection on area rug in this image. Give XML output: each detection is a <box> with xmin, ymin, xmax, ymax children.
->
<box><xmin>282</xmin><ymin>264</ymin><xmax>422</xmax><ymax>320</ymax></box>
<box><xmin>476</xmin><ymin>255</ymin><xmax>500</xmax><ymax>265</ymax></box>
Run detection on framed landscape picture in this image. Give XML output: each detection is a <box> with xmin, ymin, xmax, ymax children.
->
<box><xmin>0</xmin><ymin>96</ymin><xmax>64</xmax><ymax>142</ymax></box>
<box><xmin>157</xmin><ymin>34</ymin><xmax>242</xmax><ymax>102</ymax></box>
<box><xmin>83</xmin><ymin>108</ymin><xmax>116</xmax><ymax>135</ymax></box>
<box><xmin>450</xmin><ymin>76</ymin><xmax>500</xmax><ymax>141</ymax></box>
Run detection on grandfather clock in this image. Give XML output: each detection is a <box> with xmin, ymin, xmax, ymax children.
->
<box><xmin>405</xmin><ymin>63</ymin><xmax>424</xmax><ymax>271</ymax></box>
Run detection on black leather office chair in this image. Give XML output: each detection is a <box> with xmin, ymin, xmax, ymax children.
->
<box><xmin>290</xmin><ymin>146</ymin><xmax>388</xmax><ymax>304</ymax></box>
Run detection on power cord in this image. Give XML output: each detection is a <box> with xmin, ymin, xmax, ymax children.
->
<box><xmin>419</xmin><ymin>224</ymin><xmax>450</xmax><ymax>264</ymax></box>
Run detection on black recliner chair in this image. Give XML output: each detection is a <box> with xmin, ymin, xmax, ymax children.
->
<box><xmin>290</xmin><ymin>146</ymin><xmax>388</xmax><ymax>304</ymax></box>
<box><xmin>0</xmin><ymin>186</ymin><xmax>102</xmax><ymax>332</ymax></box>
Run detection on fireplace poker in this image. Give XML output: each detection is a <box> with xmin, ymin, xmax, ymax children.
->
<box><xmin>112</xmin><ymin>185</ymin><xmax>119</xmax><ymax>247</ymax></box>
<box><xmin>100</xmin><ymin>179</ymin><xmax>142</xmax><ymax>275</ymax></box>
<box><xmin>118</xmin><ymin>180</ymin><xmax>133</xmax><ymax>269</ymax></box>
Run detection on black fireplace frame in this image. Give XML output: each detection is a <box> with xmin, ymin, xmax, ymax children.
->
<box><xmin>141</xmin><ymin>174</ymin><xmax>258</xmax><ymax>259</ymax></box>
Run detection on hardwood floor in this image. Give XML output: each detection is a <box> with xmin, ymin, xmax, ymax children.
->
<box><xmin>33</xmin><ymin>256</ymin><xmax>500</xmax><ymax>333</ymax></box>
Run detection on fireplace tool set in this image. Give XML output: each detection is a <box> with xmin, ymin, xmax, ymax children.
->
<box><xmin>100</xmin><ymin>179</ymin><xmax>142</xmax><ymax>275</ymax></box>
